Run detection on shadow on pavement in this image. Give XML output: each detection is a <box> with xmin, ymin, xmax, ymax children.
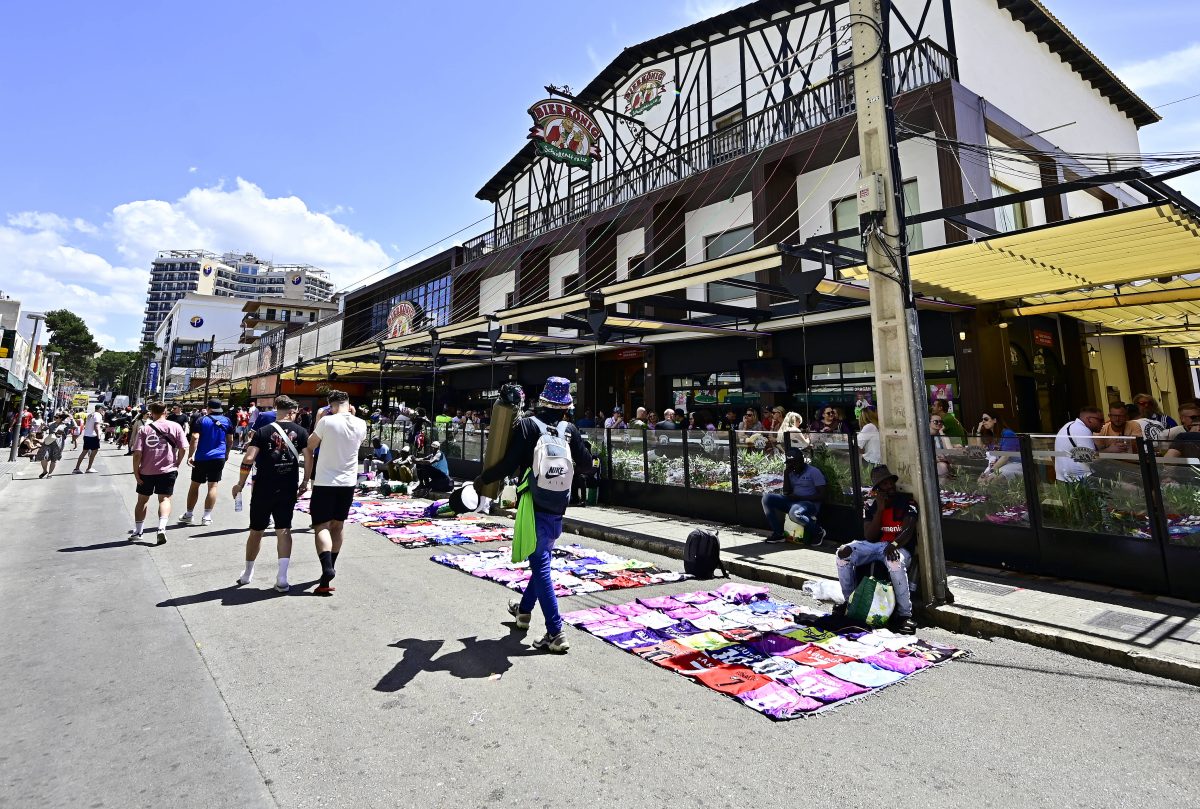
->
<box><xmin>375</xmin><ymin>634</ymin><xmax>540</xmax><ymax>692</ymax></box>
<box><xmin>59</xmin><ymin>538</ymin><xmax>161</xmax><ymax>551</ymax></box>
<box><xmin>157</xmin><ymin>579</ymin><xmax>321</xmax><ymax>608</ymax></box>
<box><xmin>189</xmin><ymin>528</ymin><xmax>247</xmax><ymax>538</ymax></box>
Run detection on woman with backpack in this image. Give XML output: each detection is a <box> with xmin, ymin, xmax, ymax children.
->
<box><xmin>474</xmin><ymin>376</ymin><xmax>592</xmax><ymax>653</ymax></box>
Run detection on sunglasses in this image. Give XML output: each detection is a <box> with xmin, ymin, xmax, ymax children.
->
<box><xmin>930</xmin><ymin>419</ymin><xmax>943</xmax><ymax>424</ymax></box>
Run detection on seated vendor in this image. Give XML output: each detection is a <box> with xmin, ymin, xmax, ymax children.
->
<box><xmin>416</xmin><ymin>440</ymin><xmax>452</xmax><ymax>493</ymax></box>
<box><xmin>762</xmin><ymin>446</ymin><xmax>826</xmax><ymax>545</ymax></box>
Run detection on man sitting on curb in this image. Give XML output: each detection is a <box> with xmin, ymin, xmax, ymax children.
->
<box><xmin>762</xmin><ymin>446</ymin><xmax>826</xmax><ymax>545</ymax></box>
<box><xmin>833</xmin><ymin>464</ymin><xmax>917</xmax><ymax>634</ymax></box>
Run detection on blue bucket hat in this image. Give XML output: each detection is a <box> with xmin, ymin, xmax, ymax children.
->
<box><xmin>538</xmin><ymin>376</ymin><xmax>573</xmax><ymax>407</ymax></box>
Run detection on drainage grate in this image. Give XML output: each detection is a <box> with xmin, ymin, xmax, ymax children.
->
<box><xmin>1085</xmin><ymin>610</ymin><xmax>1158</xmax><ymax>634</ymax></box>
<box><xmin>950</xmin><ymin>578</ymin><xmax>1019</xmax><ymax>597</ymax></box>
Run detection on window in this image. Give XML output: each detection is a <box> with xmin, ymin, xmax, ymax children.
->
<box><xmin>991</xmin><ymin>179</ymin><xmax>1028</xmax><ymax>232</ymax></box>
<box><xmin>710</xmin><ymin>108</ymin><xmax>746</xmax><ymax>164</ymax></box>
<box><xmin>561</xmin><ymin>272</ymin><xmax>581</xmax><ymax>296</ymax></box>
<box><xmin>627</xmin><ymin>254</ymin><xmax>646</xmax><ymax>280</ymax></box>
<box><xmin>513</xmin><ymin>204</ymin><xmax>530</xmax><ymax>239</ymax></box>
<box><xmin>831</xmin><ymin>179</ymin><xmax>922</xmax><ymax>252</ymax></box>
<box><xmin>704</xmin><ymin>225</ymin><xmax>756</xmax><ymax>302</ymax></box>
<box><xmin>505</xmin><ymin>290</ymin><xmax>518</xmax><ymax>310</ymax></box>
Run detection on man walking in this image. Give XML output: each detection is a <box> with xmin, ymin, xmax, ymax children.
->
<box><xmin>299</xmin><ymin>391</ymin><xmax>366</xmax><ymax>596</ymax></box>
<box><xmin>182</xmin><ymin>399</ymin><xmax>234</xmax><ymax>525</ymax></box>
<box><xmin>475</xmin><ymin>376</ymin><xmax>592</xmax><ymax>653</ymax></box>
<box><xmin>72</xmin><ymin>405</ymin><xmax>106</xmax><ymax>474</ymax></box>
<box><xmin>130</xmin><ymin>402</ymin><xmax>187</xmax><ymax>545</ymax></box>
<box><xmin>232</xmin><ymin>395</ymin><xmax>308</xmax><ymax>592</ymax></box>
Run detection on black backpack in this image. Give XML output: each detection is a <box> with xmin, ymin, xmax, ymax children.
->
<box><xmin>684</xmin><ymin>529</ymin><xmax>728</xmax><ymax>580</ymax></box>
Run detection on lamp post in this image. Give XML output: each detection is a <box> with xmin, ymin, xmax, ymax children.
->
<box><xmin>8</xmin><ymin>312</ymin><xmax>45</xmax><ymax>461</ymax></box>
<box><xmin>45</xmin><ymin>351</ymin><xmax>60</xmax><ymax>413</ymax></box>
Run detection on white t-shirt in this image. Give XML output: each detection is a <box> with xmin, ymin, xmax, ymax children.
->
<box><xmin>1054</xmin><ymin>418</ymin><xmax>1096</xmax><ymax>482</ymax></box>
<box><xmin>312</xmin><ymin>410</ymin><xmax>368</xmax><ymax>487</ymax></box>
<box><xmin>83</xmin><ymin>411</ymin><xmax>104</xmax><ymax>438</ymax></box>
<box><xmin>858</xmin><ymin>422</ymin><xmax>881</xmax><ymax>465</ymax></box>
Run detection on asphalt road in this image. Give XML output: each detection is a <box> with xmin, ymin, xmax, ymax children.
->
<box><xmin>3</xmin><ymin>445</ymin><xmax>1198</xmax><ymax>809</ymax></box>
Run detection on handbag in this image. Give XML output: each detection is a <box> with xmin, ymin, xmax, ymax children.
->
<box><xmin>846</xmin><ymin>576</ymin><xmax>896</xmax><ymax>628</ymax></box>
<box><xmin>510</xmin><ymin>470</ymin><xmax>538</xmax><ymax>564</ymax></box>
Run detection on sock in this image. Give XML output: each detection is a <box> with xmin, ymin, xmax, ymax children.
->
<box><xmin>203</xmin><ymin>510</ymin><xmax>213</xmax><ymax>520</ymax></box>
<box><xmin>182</xmin><ymin>511</ymin><xmax>193</xmax><ymax>519</ymax></box>
<box><xmin>134</xmin><ymin>521</ymin><xmax>144</xmax><ymax>535</ymax></box>
<box><xmin>330</xmin><ymin>551</ymin><xmax>339</xmax><ymax>570</ymax></box>
<box><xmin>240</xmin><ymin>561</ymin><xmax>255</xmax><ymax>583</ymax></box>
<box><xmin>318</xmin><ymin>550</ymin><xmax>335</xmax><ymax>581</ymax></box>
<box><xmin>277</xmin><ymin>558</ymin><xmax>290</xmax><ymax>583</ymax></box>
<box><xmin>157</xmin><ymin>516</ymin><xmax>168</xmax><ymax>531</ymax></box>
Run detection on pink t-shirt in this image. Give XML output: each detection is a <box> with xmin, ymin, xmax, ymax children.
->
<box><xmin>133</xmin><ymin>419</ymin><xmax>187</xmax><ymax>475</ymax></box>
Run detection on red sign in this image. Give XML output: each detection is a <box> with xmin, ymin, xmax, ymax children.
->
<box><xmin>611</xmin><ymin>348</ymin><xmax>643</xmax><ymax>361</ymax></box>
<box><xmin>1033</xmin><ymin>329</ymin><xmax>1055</xmax><ymax>347</ymax></box>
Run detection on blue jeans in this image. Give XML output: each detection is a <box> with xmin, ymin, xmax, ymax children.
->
<box><xmin>835</xmin><ymin>540</ymin><xmax>913</xmax><ymax>617</ymax></box>
<box><xmin>761</xmin><ymin>493</ymin><xmax>820</xmax><ymax>535</ymax></box>
<box><xmin>519</xmin><ymin>511</ymin><xmax>564</xmax><ymax>635</ymax></box>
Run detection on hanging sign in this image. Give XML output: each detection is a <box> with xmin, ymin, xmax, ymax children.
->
<box><xmin>147</xmin><ymin>361</ymin><xmax>159</xmax><ymax>393</ymax></box>
<box><xmin>527</xmin><ymin>99</ymin><xmax>603</xmax><ymax>169</ymax></box>
<box><xmin>623</xmin><ymin>69</ymin><xmax>668</xmax><ymax>116</ymax></box>
<box><xmin>386</xmin><ymin>301</ymin><xmax>418</xmax><ymax>339</ymax></box>
<box><xmin>1033</xmin><ymin>329</ymin><xmax>1055</xmax><ymax>347</ymax></box>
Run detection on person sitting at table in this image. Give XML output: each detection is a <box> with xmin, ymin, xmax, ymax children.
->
<box><xmin>930</xmin><ymin>413</ymin><xmax>953</xmax><ymax>480</ymax></box>
<box><xmin>809</xmin><ymin>404</ymin><xmax>849</xmax><ymax>434</ymax></box>
<box><xmin>1096</xmin><ymin>403</ymin><xmax>1142</xmax><ymax>453</ymax></box>
<box><xmin>976</xmin><ymin>412</ymin><xmax>1022</xmax><ymax>482</ymax></box>
<box><xmin>762</xmin><ymin>446</ymin><xmax>826</xmax><ymax>545</ymax></box>
<box><xmin>777</xmin><ymin>411</ymin><xmax>808</xmax><ymax>452</ymax></box>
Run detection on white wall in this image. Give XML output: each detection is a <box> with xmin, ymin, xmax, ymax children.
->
<box><xmin>987</xmin><ymin>135</ymin><xmax>1047</xmax><ymax>227</ymax></box>
<box><xmin>684</xmin><ymin>193</ymin><xmax>755</xmax><ymax>302</ymax></box>
<box><xmin>159</xmin><ymin>296</ymin><xmax>245</xmax><ymax>355</ymax></box>
<box><xmin>954</xmin><ymin>0</ymin><xmax>1143</xmax><ymax>157</ymax></box>
<box><xmin>479</xmin><ymin>269</ymin><xmax>515</xmax><ymax>315</ymax></box>
<box><xmin>1066</xmin><ymin>190</ymin><xmax>1105</xmax><ymax>219</ymax></box>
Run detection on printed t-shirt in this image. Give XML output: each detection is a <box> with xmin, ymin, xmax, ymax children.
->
<box><xmin>133</xmin><ymin>419</ymin><xmax>187</xmax><ymax>475</ymax></box>
<box><xmin>708</xmin><ymin>644</ymin><xmax>768</xmax><ymax>667</ymax></box>
<box><xmin>692</xmin><ymin>664</ymin><xmax>772</xmax><ymax>696</ymax></box>
<box><xmin>824</xmin><ymin>661</ymin><xmax>905</xmax><ymax>688</ymax></box>
<box><xmin>191</xmin><ymin>413</ymin><xmax>233</xmax><ymax>461</ymax></box>
<box><xmin>779</xmin><ymin>668</ymin><xmax>871</xmax><ymax>702</ymax></box>
<box><xmin>864</xmin><ymin>498</ymin><xmax>917</xmax><ymax>543</ymax></box>
<box><xmin>738</xmin><ymin>682</ymin><xmax>823</xmax><ymax>718</ymax></box>
<box><xmin>312</xmin><ymin>411</ymin><xmax>368</xmax><ymax>487</ymax></box>
<box><xmin>83</xmin><ymin>411</ymin><xmax>103</xmax><ymax>438</ymax></box>
<box><xmin>784</xmin><ymin>644</ymin><xmax>856</xmax><ymax>669</ymax></box>
<box><xmin>659</xmin><ymin>651</ymin><xmax>724</xmax><ymax>675</ymax></box>
<box><xmin>250</xmin><ymin>420</ymin><xmax>309</xmax><ymax>486</ymax></box>
<box><xmin>862</xmin><ymin>650</ymin><xmax>932</xmax><ymax>675</ymax></box>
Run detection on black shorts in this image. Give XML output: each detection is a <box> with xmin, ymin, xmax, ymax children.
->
<box><xmin>249</xmin><ymin>484</ymin><xmax>298</xmax><ymax>531</ymax></box>
<box><xmin>83</xmin><ymin>435</ymin><xmax>100</xmax><ymax>451</ymax></box>
<box><xmin>136</xmin><ymin>471</ymin><xmax>178</xmax><ymax>497</ymax></box>
<box><xmin>190</xmin><ymin>458</ymin><xmax>226</xmax><ymax>484</ymax></box>
<box><xmin>309</xmin><ymin>486</ymin><xmax>355</xmax><ymax>525</ymax></box>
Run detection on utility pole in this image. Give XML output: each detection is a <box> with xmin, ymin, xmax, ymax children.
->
<box><xmin>8</xmin><ymin>313</ymin><xmax>44</xmax><ymax>462</ymax></box>
<box><xmin>849</xmin><ymin>0</ymin><xmax>949</xmax><ymax>605</ymax></box>
<box><xmin>202</xmin><ymin>333</ymin><xmax>216</xmax><ymax>404</ymax></box>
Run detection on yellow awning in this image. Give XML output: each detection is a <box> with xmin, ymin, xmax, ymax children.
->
<box><xmin>841</xmin><ymin>204</ymin><xmax>1200</xmax><ymax>303</ymax></box>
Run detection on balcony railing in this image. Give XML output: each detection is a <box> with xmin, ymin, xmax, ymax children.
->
<box><xmin>463</xmin><ymin>38</ymin><xmax>954</xmax><ymax>263</ymax></box>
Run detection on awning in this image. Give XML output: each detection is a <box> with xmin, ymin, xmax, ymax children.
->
<box><xmin>840</xmin><ymin>203</ymin><xmax>1200</xmax><ymax>303</ymax></box>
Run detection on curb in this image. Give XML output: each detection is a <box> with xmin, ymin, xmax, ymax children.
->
<box><xmin>562</xmin><ymin>515</ymin><xmax>1200</xmax><ymax>688</ymax></box>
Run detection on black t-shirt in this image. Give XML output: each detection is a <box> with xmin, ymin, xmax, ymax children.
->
<box><xmin>168</xmin><ymin>413</ymin><xmax>189</xmax><ymax>428</ymax></box>
<box><xmin>1170</xmin><ymin>432</ymin><xmax>1200</xmax><ymax>460</ymax></box>
<box><xmin>250</xmin><ymin>420</ymin><xmax>309</xmax><ymax>486</ymax></box>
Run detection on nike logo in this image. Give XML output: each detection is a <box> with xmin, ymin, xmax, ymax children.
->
<box><xmin>544</xmin><ymin>469</ymin><xmax>567</xmax><ymax>479</ymax></box>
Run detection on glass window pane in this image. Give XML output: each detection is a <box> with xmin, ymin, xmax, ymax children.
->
<box><xmin>687</xmin><ymin>429</ymin><xmax>733</xmax><ymax>491</ymax></box>
<box><xmin>832</xmin><ymin>196</ymin><xmax>858</xmax><ymax>250</ymax></box>
<box><xmin>734</xmin><ymin>430</ymin><xmax>784</xmax><ymax>494</ymax></box>
<box><xmin>608</xmin><ymin>429</ymin><xmax>646</xmax><ymax>482</ymax></box>
<box><xmin>902</xmin><ymin>179</ymin><xmax>922</xmax><ymax>251</ymax></box>
<box><xmin>933</xmin><ymin>435</ymin><xmax>1029</xmax><ymax>525</ymax></box>
<box><xmin>1032</xmin><ymin>434</ymin><xmax>1148</xmax><ymax>538</ymax></box>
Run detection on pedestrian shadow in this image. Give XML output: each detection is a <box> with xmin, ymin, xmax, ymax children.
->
<box><xmin>59</xmin><ymin>538</ymin><xmax>159</xmax><ymax>551</ymax></box>
<box><xmin>189</xmin><ymin>528</ymin><xmax>247</xmax><ymax>538</ymax></box>
<box><xmin>157</xmin><ymin>578</ymin><xmax>321</xmax><ymax>608</ymax></box>
<box><xmin>374</xmin><ymin>635</ymin><xmax>540</xmax><ymax>692</ymax></box>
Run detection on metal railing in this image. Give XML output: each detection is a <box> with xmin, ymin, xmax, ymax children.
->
<box><xmin>463</xmin><ymin>38</ymin><xmax>954</xmax><ymax>263</ymax></box>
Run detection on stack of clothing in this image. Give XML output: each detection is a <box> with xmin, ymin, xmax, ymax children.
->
<box><xmin>364</xmin><ymin>514</ymin><xmax>512</xmax><ymax>548</ymax></box>
<box><xmin>565</xmin><ymin>584</ymin><xmax>967</xmax><ymax>720</ymax></box>
<box><xmin>431</xmin><ymin>544</ymin><xmax>690</xmax><ymax>596</ymax></box>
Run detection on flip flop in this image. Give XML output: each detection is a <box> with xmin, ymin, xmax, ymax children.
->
<box><xmin>315</xmin><ymin>585</ymin><xmax>335</xmax><ymax>596</ymax></box>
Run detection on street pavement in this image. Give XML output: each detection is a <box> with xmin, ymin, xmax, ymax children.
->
<box><xmin>3</xmin><ymin>445</ymin><xmax>1199</xmax><ymax>809</ymax></box>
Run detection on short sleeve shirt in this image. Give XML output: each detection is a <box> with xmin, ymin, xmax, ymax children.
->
<box><xmin>787</xmin><ymin>465</ymin><xmax>826</xmax><ymax>498</ymax></box>
<box><xmin>133</xmin><ymin>419</ymin><xmax>187</xmax><ymax>475</ymax></box>
<box><xmin>191</xmin><ymin>413</ymin><xmax>233</xmax><ymax>461</ymax></box>
<box><xmin>83</xmin><ymin>412</ymin><xmax>103</xmax><ymax>437</ymax></box>
<box><xmin>250</xmin><ymin>420</ymin><xmax>309</xmax><ymax>485</ymax></box>
<box><xmin>864</xmin><ymin>498</ymin><xmax>918</xmax><ymax>543</ymax></box>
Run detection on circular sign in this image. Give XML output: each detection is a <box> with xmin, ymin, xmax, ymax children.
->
<box><xmin>202</xmin><ymin>264</ymin><xmax>213</xmax><ymax>276</ymax></box>
<box><xmin>386</xmin><ymin>301</ymin><xmax>418</xmax><ymax>339</ymax></box>
<box><xmin>289</xmin><ymin>273</ymin><xmax>303</xmax><ymax>286</ymax></box>
<box><xmin>190</xmin><ymin>315</ymin><xmax>205</xmax><ymax>328</ymax></box>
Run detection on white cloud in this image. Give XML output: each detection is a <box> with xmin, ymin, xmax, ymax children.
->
<box><xmin>2</xmin><ymin>179</ymin><xmax>391</xmax><ymax>350</ymax></box>
<box><xmin>1114</xmin><ymin>43</ymin><xmax>1200</xmax><ymax>92</ymax></box>
<box><xmin>188</xmin><ymin>166</ymin><xmax>198</xmax><ymax>173</ymax></box>
<box><xmin>681</xmin><ymin>0</ymin><xmax>738</xmax><ymax>23</ymax></box>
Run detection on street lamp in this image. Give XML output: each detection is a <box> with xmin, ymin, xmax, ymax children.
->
<box><xmin>45</xmin><ymin>351</ymin><xmax>61</xmax><ymax>412</ymax></box>
<box><xmin>8</xmin><ymin>313</ymin><xmax>45</xmax><ymax>461</ymax></box>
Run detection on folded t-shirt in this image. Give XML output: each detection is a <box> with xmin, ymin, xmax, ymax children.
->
<box><xmin>738</xmin><ymin>682</ymin><xmax>823</xmax><ymax>718</ymax></box>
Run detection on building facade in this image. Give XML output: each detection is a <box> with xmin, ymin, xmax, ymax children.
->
<box><xmin>141</xmin><ymin>250</ymin><xmax>334</xmax><ymax>343</ymax></box>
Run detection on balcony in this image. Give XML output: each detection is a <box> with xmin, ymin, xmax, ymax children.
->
<box><xmin>463</xmin><ymin>38</ymin><xmax>953</xmax><ymax>262</ymax></box>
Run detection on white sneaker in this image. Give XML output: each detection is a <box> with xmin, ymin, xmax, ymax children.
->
<box><xmin>180</xmin><ymin>513</ymin><xmax>195</xmax><ymax>525</ymax></box>
<box><xmin>273</xmin><ymin>581</ymin><xmax>290</xmax><ymax>593</ymax></box>
<box><xmin>507</xmin><ymin>601</ymin><xmax>532</xmax><ymax>630</ymax></box>
<box><xmin>531</xmin><ymin>631</ymin><xmax>570</xmax><ymax>653</ymax></box>
<box><xmin>201</xmin><ymin>516</ymin><xmax>213</xmax><ymax>526</ymax></box>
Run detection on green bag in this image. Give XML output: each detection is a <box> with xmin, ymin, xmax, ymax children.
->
<box><xmin>511</xmin><ymin>471</ymin><xmax>537</xmax><ymax>564</ymax></box>
<box><xmin>846</xmin><ymin>576</ymin><xmax>896</xmax><ymax>628</ymax></box>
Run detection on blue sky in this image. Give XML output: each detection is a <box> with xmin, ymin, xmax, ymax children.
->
<box><xmin>1</xmin><ymin>0</ymin><xmax>1197</xmax><ymax>349</ymax></box>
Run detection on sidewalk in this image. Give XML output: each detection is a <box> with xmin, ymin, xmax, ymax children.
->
<box><xmin>560</xmin><ymin>504</ymin><xmax>1200</xmax><ymax>686</ymax></box>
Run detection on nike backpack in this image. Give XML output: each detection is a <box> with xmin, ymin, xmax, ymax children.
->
<box><xmin>530</xmin><ymin>418</ymin><xmax>574</xmax><ymax>514</ymax></box>
<box><xmin>684</xmin><ymin>529</ymin><xmax>728</xmax><ymax>580</ymax></box>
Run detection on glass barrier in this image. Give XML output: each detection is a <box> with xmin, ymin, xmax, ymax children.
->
<box><xmin>435</xmin><ymin>424</ymin><xmax>463</xmax><ymax>459</ymax></box>
<box><xmin>733</xmin><ymin>430</ymin><xmax>785</xmax><ymax>495</ymax></box>
<box><xmin>607</xmin><ymin>428</ymin><xmax>646</xmax><ymax>482</ymax></box>
<box><xmin>1152</xmin><ymin>438</ymin><xmax>1200</xmax><ymax>547</ymax></box>
<box><xmin>646</xmin><ymin>427</ymin><xmax>687</xmax><ymax>486</ymax></box>
<box><xmin>686</xmin><ymin>429</ymin><xmax>733</xmax><ymax>492</ymax></box>
<box><xmin>462</xmin><ymin>427</ymin><xmax>483</xmax><ymax>463</ymax></box>
<box><xmin>804</xmin><ymin>433</ymin><xmax>856</xmax><ymax>506</ymax></box>
<box><xmin>932</xmin><ymin>435</ymin><xmax>1029</xmax><ymax>526</ymax></box>
<box><xmin>578</xmin><ymin>428</ymin><xmax>605</xmax><ymax>480</ymax></box>
<box><xmin>1030</xmin><ymin>434</ymin><xmax>1148</xmax><ymax>539</ymax></box>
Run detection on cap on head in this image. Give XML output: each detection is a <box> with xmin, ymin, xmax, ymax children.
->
<box><xmin>538</xmin><ymin>376</ymin><xmax>572</xmax><ymax>408</ymax></box>
<box><xmin>206</xmin><ymin>399</ymin><xmax>224</xmax><ymax>413</ymax></box>
<box><xmin>431</xmin><ymin>440</ymin><xmax>441</xmax><ymax>449</ymax></box>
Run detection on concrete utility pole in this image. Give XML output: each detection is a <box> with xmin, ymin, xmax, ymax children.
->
<box><xmin>849</xmin><ymin>0</ymin><xmax>949</xmax><ymax>604</ymax></box>
<box><xmin>202</xmin><ymin>333</ymin><xmax>216</xmax><ymax>404</ymax></box>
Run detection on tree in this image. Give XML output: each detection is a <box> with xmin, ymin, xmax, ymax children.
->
<box><xmin>95</xmin><ymin>350</ymin><xmax>139</xmax><ymax>391</ymax></box>
<box><xmin>44</xmin><ymin>310</ymin><xmax>101</xmax><ymax>383</ymax></box>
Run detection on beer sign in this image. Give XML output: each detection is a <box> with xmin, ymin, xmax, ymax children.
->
<box><xmin>527</xmin><ymin>99</ymin><xmax>603</xmax><ymax>169</ymax></box>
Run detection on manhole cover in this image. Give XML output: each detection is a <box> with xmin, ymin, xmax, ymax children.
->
<box><xmin>950</xmin><ymin>578</ymin><xmax>1019</xmax><ymax>596</ymax></box>
<box><xmin>1085</xmin><ymin>610</ymin><xmax>1157</xmax><ymax>634</ymax></box>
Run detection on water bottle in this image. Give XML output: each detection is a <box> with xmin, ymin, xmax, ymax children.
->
<box><xmin>234</xmin><ymin>492</ymin><xmax>243</xmax><ymax>512</ymax></box>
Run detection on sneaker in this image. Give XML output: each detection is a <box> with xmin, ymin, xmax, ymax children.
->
<box><xmin>38</xmin><ymin>472</ymin><xmax>47</xmax><ymax>479</ymax></box>
<box><xmin>201</xmin><ymin>516</ymin><xmax>213</xmax><ymax>526</ymax></box>
<box><xmin>155</xmin><ymin>530</ymin><xmax>167</xmax><ymax>546</ymax></box>
<box><xmin>806</xmin><ymin>526</ymin><xmax>827</xmax><ymax>547</ymax></box>
<box><xmin>531</xmin><ymin>631</ymin><xmax>570</xmax><ymax>653</ymax></box>
<box><xmin>72</xmin><ymin>469</ymin><xmax>82</xmax><ymax>475</ymax></box>
<box><xmin>128</xmin><ymin>529</ymin><xmax>142</xmax><ymax>541</ymax></box>
<box><xmin>180</xmin><ymin>513</ymin><xmax>195</xmax><ymax>525</ymax></box>
<box><xmin>507</xmin><ymin>601</ymin><xmax>532</xmax><ymax>630</ymax></box>
<box><xmin>889</xmin><ymin>614</ymin><xmax>917</xmax><ymax>635</ymax></box>
<box><xmin>274</xmin><ymin>581</ymin><xmax>290</xmax><ymax>593</ymax></box>
<box><xmin>764</xmin><ymin>533</ymin><xmax>787</xmax><ymax>544</ymax></box>
<box><xmin>85</xmin><ymin>469</ymin><xmax>97</xmax><ymax>474</ymax></box>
